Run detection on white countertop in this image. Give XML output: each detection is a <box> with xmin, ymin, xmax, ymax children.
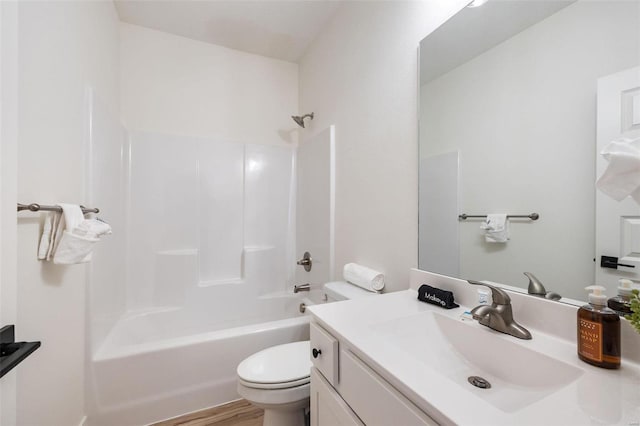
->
<box><xmin>308</xmin><ymin>289</ymin><xmax>640</xmax><ymax>426</ymax></box>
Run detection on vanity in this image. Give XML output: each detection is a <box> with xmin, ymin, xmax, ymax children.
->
<box><xmin>308</xmin><ymin>269</ymin><xmax>640</xmax><ymax>426</ymax></box>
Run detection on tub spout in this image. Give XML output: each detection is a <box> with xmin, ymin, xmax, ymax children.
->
<box><xmin>294</xmin><ymin>283</ymin><xmax>310</xmax><ymax>293</ymax></box>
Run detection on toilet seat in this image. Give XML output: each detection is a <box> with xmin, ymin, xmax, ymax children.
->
<box><xmin>237</xmin><ymin>341</ymin><xmax>311</xmax><ymax>390</ymax></box>
<box><xmin>239</xmin><ymin>375</ymin><xmax>309</xmax><ymax>390</ymax></box>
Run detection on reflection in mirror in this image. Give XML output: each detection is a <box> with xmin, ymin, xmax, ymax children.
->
<box><xmin>418</xmin><ymin>1</ymin><xmax>640</xmax><ymax>301</ymax></box>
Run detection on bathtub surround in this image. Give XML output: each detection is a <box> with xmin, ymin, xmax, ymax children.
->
<box><xmin>86</xmin><ymin>90</ymin><xmax>129</xmax><ymax>354</ymax></box>
<box><xmin>123</xmin><ymin>133</ymin><xmax>295</xmax><ymax>310</ymax></box>
<box><xmin>88</xmin><ymin>17</ymin><xmax>339</xmax><ymax>423</ymax></box>
<box><xmin>81</xmin><ymin>18</ymin><xmax>305</xmax><ymax>424</ymax></box>
<box><xmin>87</xmin><ymin>129</ymin><xmax>303</xmax><ymax>424</ymax></box>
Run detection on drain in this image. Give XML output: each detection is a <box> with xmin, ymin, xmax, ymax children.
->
<box><xmin>468</xmin><ymin>376</ymin><xmax>491</xmax><ymax>389</ymax></box>
<box><xmin>299</xmin><ymin>303</ymin><xmax>306</xmax><ymax>314</ymax></box>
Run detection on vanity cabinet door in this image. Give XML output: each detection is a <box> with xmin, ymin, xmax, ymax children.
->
<box><xmin>310</xmin><ymin>322</ymin><xmax>340</xmax><ymax>386</ymax></box>
<box><xmin>340</xmin><ymin>350</ymin><xmax>438</xmax><ymax>426</ymax></box>
<box><xmin>311</xmin><ymin>367</ymin><xmax>363</xmax><ymax>426</ymax></box>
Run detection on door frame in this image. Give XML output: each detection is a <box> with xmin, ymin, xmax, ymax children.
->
<box><xmin>595</xmin><ymin>66</ymin><xmax>640</xmax><ymax>291</ymax></box>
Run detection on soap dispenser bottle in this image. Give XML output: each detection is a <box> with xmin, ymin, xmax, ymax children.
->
<box><xmin>607</xmin><ymin>278</ymin><xmax>634</xmax><ymax>316</ymax></box>
<box><xmin>577</xmin><ymin>285</ymin><xmax>620</xmax><ymax>369</ymax></box>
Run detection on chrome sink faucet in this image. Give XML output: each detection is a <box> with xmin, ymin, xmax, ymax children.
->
<box><xmin>468</xmin><ymin>280</ymin><xmax>532</xmax><ymax>340</ymax></box>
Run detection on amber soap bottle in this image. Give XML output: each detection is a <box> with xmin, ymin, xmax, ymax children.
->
<box><xmin>577</xmin><ymin>285</ymin><xmax>621</xmax><ymax>369</ymax></box>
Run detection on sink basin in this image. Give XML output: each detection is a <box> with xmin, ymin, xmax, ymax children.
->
<box><xmin>371</xmin><ymin>311</ymin><xmax>583</xmax><ymax>413</ymax></box>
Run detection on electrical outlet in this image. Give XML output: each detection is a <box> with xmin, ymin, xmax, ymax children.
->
<box><xmin>478</xmin><ymin>289</ymin><xmax>490</xmax><ymax>305</ymax></box>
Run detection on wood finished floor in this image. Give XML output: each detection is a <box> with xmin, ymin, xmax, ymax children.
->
<box><xmin>152</xmin><ymin>399</ymin><xmax>263</xmax><ymax>426</ymax></box>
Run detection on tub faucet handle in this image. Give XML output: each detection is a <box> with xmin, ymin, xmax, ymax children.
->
<box><xmin>296</xmin><ymin>252</ymin><xmax>312</xmax><ymax>272</ymax></box>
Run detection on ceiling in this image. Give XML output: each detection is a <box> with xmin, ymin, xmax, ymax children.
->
<box><xmin>114</xmin><ymin>0</ymin><xmax>343</xmax><ymax>63</ymax></box>
<box><xmin>419</xmin><ymin>0</ymin><xmax>574</xmax><ymax>85</ymax></box>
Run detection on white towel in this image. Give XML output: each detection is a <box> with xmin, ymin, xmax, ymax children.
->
<box><xmin>37</xmin><ymin>212</ymin><xmax>63</xmax><ymax>261</ymax></box>
<box><xmin>47</xmin><ymin>212</ymin><xmax>63</xmax><ymax>260</ymax></box>
<box><xmin>51</xmin><ymin>204</ymin><xmax>109</xmax><ymax>265</ymax></box>
<box><xmin>343</xmin><ymin>263</ymin><xmax>385</xmax><ymax>292</ymax></box>
<box><xmin>596</xmin><ymin>137</ymin><xmax>640</xmax><ymax>204</ymax></box>
<box><xmin>37</xmin><ymin>213</ymin><xmax>55</xmax><ymax>260</ymax></box>
<box><xmin>58</xmin><ymin>203</ymin><xmax>86</xmax><ymax>230</ymax></box>
<box><xmin>481</xmin><ymin>214</ymin><xmax>509</xmax><ymax>243</ymax></box>
<box><xmin>72</xmin><ymin>218</ymin><xmax>112</xmax><ymax>238</ymax></box>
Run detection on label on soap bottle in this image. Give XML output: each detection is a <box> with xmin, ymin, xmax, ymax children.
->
<box><xmin>579</xmin><ymin>318</ymin><xmax>603</xmax><ymax>362</ymax></box>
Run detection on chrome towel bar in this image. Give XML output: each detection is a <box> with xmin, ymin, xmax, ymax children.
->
<box><xmin>17</xmin><ymin>203</ymin><xmax>99</xmax><ymax>214</ymax></box>
<box><xmin>458</xmin><ymin>213</ymin><xmax>539</xmax><ymax>221</ymax></box>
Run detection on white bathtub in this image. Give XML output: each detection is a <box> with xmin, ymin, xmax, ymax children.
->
<box><xmin>87</xmin><ymin>291</ymin><xmax>320</xmax><ymax>426</ymax></box>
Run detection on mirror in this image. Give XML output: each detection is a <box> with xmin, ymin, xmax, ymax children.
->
<box><xmin>418</xmin><ymin>0</ymin><xmax>640</xmax><ymax>301</ymax></box>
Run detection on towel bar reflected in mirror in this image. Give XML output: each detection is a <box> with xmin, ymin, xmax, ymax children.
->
<box><xmin>458</xmin><ymin>213</ymin><xmax>539</xmax><ymax>221</ymax></box>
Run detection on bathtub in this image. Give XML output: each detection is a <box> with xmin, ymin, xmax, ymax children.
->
<box><xmin>87</xmin><ymin>290</ymin><xmax>321</xmax><ymax>426</ymax></box>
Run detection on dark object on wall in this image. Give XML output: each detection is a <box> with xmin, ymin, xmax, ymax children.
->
<box><xmin>0</xmin><ymin>325</ymin><xmax>41</xmax><ymax>379</ymax></box>
<box><xmin>600</xmin><ymin>255</ymin><xmax>635</xmax><ymax>270</ymax></box>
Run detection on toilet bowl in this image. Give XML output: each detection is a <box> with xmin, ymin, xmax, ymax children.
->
<box><xmin>236</xmin><ymin>281</ymin><xmax>379</xmax><ymax>426</ymax></box>
<box><xmin>237</xmin><ymin>341</ymin><xmax>311</xmax><ymax>426</ymax></box>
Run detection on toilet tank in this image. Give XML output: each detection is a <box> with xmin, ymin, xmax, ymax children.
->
<box><xmin>323</xmin><ymin>281</ymin><xmax>380</xmax><ymax>302</ymax></box>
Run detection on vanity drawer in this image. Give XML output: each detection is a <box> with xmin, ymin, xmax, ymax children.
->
<box><xmin>340</xmin><ymin>349</ymin><xmax>437</xmax><ymax>426</ymax></box>
<box><xmin>310</xmin><ymin>322</ymin><xmax>339</xmax><ymax>386</ymax></box>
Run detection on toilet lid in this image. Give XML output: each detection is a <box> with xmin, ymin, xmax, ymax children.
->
<box><xmin>237</xmin><ymin>341</ymin><xmax>311</xmax><ymax>385</ymax></box>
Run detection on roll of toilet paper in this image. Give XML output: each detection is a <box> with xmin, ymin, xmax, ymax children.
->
<box><xmin>343</xmin><ymin>263</ymin><xmax>385</xmax><ymax>292</ymax></box>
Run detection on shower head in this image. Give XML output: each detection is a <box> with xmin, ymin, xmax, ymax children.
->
<box><xmin>291</xmin><ymin>112</ymin><xmax>314</xmax><ymax>128</ymax></box>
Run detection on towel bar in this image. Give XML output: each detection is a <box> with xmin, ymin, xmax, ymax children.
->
<box><xmin>17</xmin><ymin>203</ymin><xmax>99</xmax><ymax>214</ymax></box>
<box><xmin>458</xmin><ymin>213</ymin><xmax>539</xmax><ymax>221</ymax></box>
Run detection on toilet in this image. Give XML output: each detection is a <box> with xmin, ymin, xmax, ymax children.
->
<box><xmin>236</xmin><ymin>281</ymin><xmax>379</xmax><ymax>426</ymax></box>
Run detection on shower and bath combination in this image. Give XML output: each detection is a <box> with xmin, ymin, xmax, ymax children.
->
<box><xmin>292</xmin><ymin>112</ymin><xmax>314</xmax><ymax>128</ymax></box>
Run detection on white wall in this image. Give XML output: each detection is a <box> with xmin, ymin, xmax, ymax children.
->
<box><xmin>298</xmin><ymin>0</ymin><xmax>467</xmax><ymax>292</ymax></box>
<box><xmin>16</xmin><ymin>1</ymin><xmax>119</xmax><ymax>425</ymax></box>
<box><xmin>420</xmin><ymin>1</ymin><xmax>640</xmax><ymax>299</ymax></box>
<box><xmin>120</xmin><ymin>23</ymin><xmax>299</xmax><ymax>146</ymax></box>
<box><xmin>1</xmin><ymin>1</ymin><xmax>19</xmax><ymax>424</ymax></box>
<box><xmin>296</xmin><ymin>126</ymin><xmax>335</xmax><ymax>288</ymax></box>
